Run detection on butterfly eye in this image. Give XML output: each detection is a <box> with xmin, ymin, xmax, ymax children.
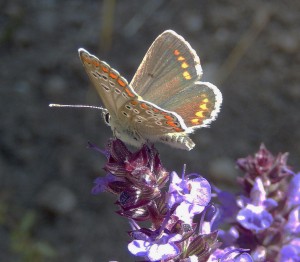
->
<box><xmin>102</xmin><ymin>111</ymin><xmax>111</xmax><ymax>126</ymax></box>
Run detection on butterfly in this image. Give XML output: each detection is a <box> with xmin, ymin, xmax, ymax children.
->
<box><xmin>78</xmin><ymin>30</ymin><xmax>222</xmax><ymax>150</ymax></box>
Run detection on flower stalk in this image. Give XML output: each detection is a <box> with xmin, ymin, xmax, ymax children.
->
<box><xmin>91</xmin><ymin>141</ymin><xmax>299</xmax><ymax>261</ymax></box>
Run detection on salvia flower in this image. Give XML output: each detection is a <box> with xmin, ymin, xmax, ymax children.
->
<box><xmin>91</xmin><ymin>139</ymin><xmax>254</xmax><ymax>261</ymax></box>
<box><xmin>216</xmin><ymin>144</ymin><xmax>300</xmax><ymax>261</ymax></box>
<box><xmin>287</xmin><ymin>172</ymin><xmax>300</xmax><ymax>207</ymax></box>
<box><xmin>168</xmin><ymin>171</ymin><xmax>211</xmax><ymax>224</ymax></box>
<box><xmin>279</xmin><ymin>238</ymin><xmax>300</xmax><ymax>261</ymax></box>
<box><xmin>91</xmin><ymin>141</ymin><xmax>300</xmax><ymax>261</ymax></box>
<box><xmin>91</xmin><ymin>139</ymin><xmax>169</xmax><ymax>224</ymax></box>
<box><xmin>236</xmin><ymin>144</ymin><xmax>290</xmax><ymax>193</ymax></box>
<box><xmin>284</xmin><ymin>206</ymin><xmax>300</xmax><ymax>235</ymax></box>
<box><xmin>236</xmin><ymin>177</ymin><xmax>276</xmax><ymax>232</ymax></box>
<box><xmin>128</xmin><ymin>219</ymin><xmax>182</xmax><ymax>261</ymax></box>
<box><xmin>208</xmin><ymin>247</ymin><xmax>253</xmax><ymax>262</ymax></box>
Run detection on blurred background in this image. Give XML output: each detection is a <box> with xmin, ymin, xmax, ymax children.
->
<box><xmin>1</xmin><ymin>0</ymin><xmax>299</xmax><ymax>261</ymax></box>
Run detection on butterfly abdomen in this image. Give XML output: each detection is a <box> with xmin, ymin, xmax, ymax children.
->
<box><xmin>159</xmin><ymin>133</ymin><xmax>195</xmax><ymax>151</ymax></box>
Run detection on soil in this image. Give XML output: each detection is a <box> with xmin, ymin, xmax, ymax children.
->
<box><xmin>1</xmin><ymin>0</ymin><xmax>299</xmax><ymax>261</ymax></box>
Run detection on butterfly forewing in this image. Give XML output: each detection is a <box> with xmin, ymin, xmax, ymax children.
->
<box><xmin>78</xmin><ymin>48</ymin><xmax>188</xmax><ymax>136</ymax></box>
<box><xmin>78</xmin><ymin>48</ymin><xmax>138</xmax><ymax>120</ymax></box>
<box><xmin>130</xmin><ymin>30</ymin><xmax>203</xmax><ymax>107</ymax></box>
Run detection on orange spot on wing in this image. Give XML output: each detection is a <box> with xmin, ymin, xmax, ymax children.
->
<box><xmin>130</xmin><ymin>100</ymin><xmax>138</xmax><ymax>105</ymax></box>
<box><xmin>181</xmin><ymin>62</ymin><xmax>189</xmax><ymax>69</ymax></box>
<box><xmin>195</xmin><ymin>111</ymin><xmax>205</xmax><ymax>118</ymax></box>
<box><xmin>140</xmin><ymin>103</ymin><xmax>148</xmax><ymax>109</ymax></box>
<box><xmin>117</xmin><ymin>78</ymin><xmax>126</xmax><ymax>87</ymax></box>
<box><xmin>109</xmin><ymin>72</ymin><xmax>117</xmax><ymax>79</ymax></box>
<box><xmin>183</xmin><ymin>71</ymin><xmax>191</xmax><ymax>80</ymax></box>
<box><xmin>191</xmin><ymin>119</ymin><xmax>200</xmax><ymax>124</ymax></box>
<box><xmin>101</xmin><ymin>66</ymin><xmax>109</xmax><ymax>73</ymax></box>
<box><xmin>93</xmin><ymin>60</ymin><xmax>100</xmax><ymax>67</ymax></box>
<box><xmin>82</xmin><ymin>56</ymin><xmax>91</xmax><ymax>64</ymax></box>
<box><xmin>199</xmin><ymin>103</ymin><xmax>208</xmax><ymax>110</ymax></box>
<box><xmin>164</xmin><ymin>115</ymin><xmax>174</xmax><ymax>121</ymax></box>
<box><xmin>177</xmin><ymin>56</ymin><xmax>185</xmax><ymax>61</ymax></box>
<box><xmin>174</xmin><ymin>49</ymin><xmax>180</xmax><ymax>56</ymax></box>
<box><xmin>166</xmin><ymin>121</ymin><xmax>178</xmax><ymax>127</ymax></box>
<box><xmin>173</xmin><ymin>127</ymin><xmax>184</xmax><ymax>132</ymax></box>
<box><xmin>153</xmin><ymin>108</ymin><xmax>159</xmax><ymax>113</ymax></box>
<box><xmin>125</xmin><ymin>88</ymin><xmax>135</xmax><ymax>98</ymax></box>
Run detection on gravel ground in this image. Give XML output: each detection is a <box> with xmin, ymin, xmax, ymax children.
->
<box><xmin>1</xmin><ymin>0</ymin><xmax>300</xmax><ymax>261</ymax></box>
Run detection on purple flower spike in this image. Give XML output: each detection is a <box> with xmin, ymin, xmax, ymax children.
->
<box><xmin>287</xmin><ymin>173</ymin><xmax>300</xmax><ymax>207</ymax></box>
<box><xmin>280</xmin><ymin>238</ymin><xmax>300</xmax><ymax>262</ymax></box>
<box><xmin>236</xmin><ymin>144</ymin><xmax>290</xmax><ymax>193</ymax></box>
<box><xmin>250</xmin><ymin>178</ymin><xmax>277</xmax><ymax>209</ymax></box>
<box><xmin>250</xmin><ymin>177</ymin><xmax>267</xmax><ymax>206</ymax></box>
<box><xmin>230</xmin><ymin>252</ymin><xmax>253</xmax><ymax>262</ymax></box>
<box><xmin>210</xmin><ymin>247</ymin><xmax>253</xmax><ymax>262</ymax></box>
<box><xmin>213</xmin><ymin>187</ymin><xmax>239</xmax><ymax>224</ymax></box>
<box><xmin>237</xmin><ymin>204</ymin><xmax>273</xmax><ymax>232</ymax></box>
<box><xmin>284</xmin><ymin>207</ymin><xmax>300</xmax><ymax>235</ymax></box>
<box><xmin>168</xmin><ymin>171</ymin><xmax>211</xmax><ymax>224</ymax></box>
<box><xmin>218</xmin><ymin>227</ymin><xmax>239</xmax><ymax>247</ymax></box>
<box><xmin>91</xmin><ymin>174</ymin><xmax>117</xmax><ymax>194</ymax></box>
<box><xmin>237</xmin><ymin>178</ymin><xmax>274</xmax><ymax>232</ymax></box>
<box><xmin>89</xmin><ymin>141</ymin><xmax>299</xmax><ymax>261</ymax></box>
<box><xmin>128</xmin><ymin>232</ymin><xmax>181</xmax><ymax>261</ymax></box>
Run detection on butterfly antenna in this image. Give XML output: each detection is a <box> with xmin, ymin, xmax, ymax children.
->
<box><xmin>49</xmin><ymin>103</ymin><xmax>106</xmax><ymax>111</ymax></box>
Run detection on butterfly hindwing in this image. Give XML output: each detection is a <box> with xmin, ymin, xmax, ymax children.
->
<box><xmin>161</xmin><ymin>82</ymin><xmax>222</xmax><ymax>130</ymax></box>
<box><xmin>118</xmin><ymin>98</ymin><xmax>188</xmax><ymax>136</ymax></box>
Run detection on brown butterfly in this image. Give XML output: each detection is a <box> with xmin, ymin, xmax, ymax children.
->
<box><xmin>78</xmin><ymin>30</ymin><xmax>222</xmax><ymax>150</ymax></box>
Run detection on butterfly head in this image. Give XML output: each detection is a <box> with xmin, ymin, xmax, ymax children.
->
<box><xmin>101</xmin><ymin>108</ymin><xmax>111</xmax><ymax>126</ymax></box>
